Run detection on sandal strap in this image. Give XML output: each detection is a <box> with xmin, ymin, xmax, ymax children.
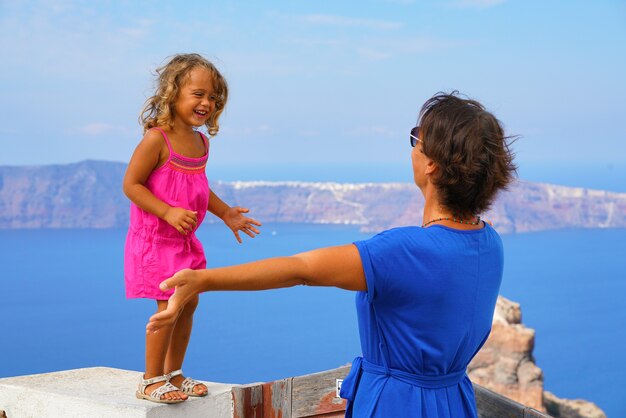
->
<box><xmin>167</xmin><ymin>369</ymin><xmax>184</xmax><ymax>379</ymax></box>
<box><xmin>150</xmin><ymin>382</ymin><xmax>180</xmax><ymax>400</ymax></box>
<box><xmin>139</xmin><ymin>374</ymin><xmax>167</xmax><ymax>388</ymax></box>
<box><xmin>180</xmin><ymin>377</ymin><xmax>203</xmax><ymax>394</ymax></box>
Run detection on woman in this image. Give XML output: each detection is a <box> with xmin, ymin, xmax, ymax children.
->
<box><xmin>147</xmin><ymin>92</ymin><xmax>517</xmax><ymax>417</ymax></box>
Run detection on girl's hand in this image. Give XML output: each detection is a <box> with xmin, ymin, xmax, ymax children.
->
<box><xmin>223</xmin><ymin>207</ymin><xmax>262</xmax><ymax>243</ymax></box>
<box><xmin>164</xmin><ymin>207</ymin><xmax>198</xmax><ymax>235</ymax></box>
<box><xmin>147</xmin><ymin>269</ymin><xmax>200</xmax><ymax>333</ymax></box>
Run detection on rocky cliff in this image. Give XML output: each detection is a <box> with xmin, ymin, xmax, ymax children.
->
<box><xmin>469</xmin><ymin>297</ymin><xmax>606</xmax><ymax>418</ymax></box>
<box><xmin>1</xmin><ymin>160</ymin><xmax>625</xmax><ymax>232</ymax></box>
<box><xmin>0</xmin><ymin>161</ymin><xmax>128</xmax><ymax>229</ymax></box>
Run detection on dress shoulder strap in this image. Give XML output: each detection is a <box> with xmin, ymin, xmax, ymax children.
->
<box><xmin>198</xmin><ymin>131</ymin><xmax>210</xmax><ymax>156</ymax></box>
<box><xmin>150</xmin><ymin>127</ymin><xmax>174</xmax><ymax>159</ymax></box>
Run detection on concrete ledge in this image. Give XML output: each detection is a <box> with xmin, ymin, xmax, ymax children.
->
<box><xmin>0</xmin><ymin>365</ymin><xmax>555</xmax><ymax>418</ymax></box>
<box><xmin>0</xmin><ymin>367</ymin><xmax>235</xmax><ymax>418</ymax></box>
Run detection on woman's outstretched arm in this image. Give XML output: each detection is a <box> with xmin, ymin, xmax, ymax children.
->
<box><xmin>146</xmin><ymin>244</ymin><xmax>366</xmax><ymax>332</ymax></box>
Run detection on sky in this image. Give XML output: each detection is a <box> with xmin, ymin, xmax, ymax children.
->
<box><xmin>1</xmin><ymin>0</ymin><xmax>626</xmax><ymax>186</ymax></box>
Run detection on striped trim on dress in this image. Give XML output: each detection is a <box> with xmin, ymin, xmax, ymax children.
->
<box><xmin>168</xmin><ymin>153</ymin><xmax>207</xmax><ymax>174</ymax></box>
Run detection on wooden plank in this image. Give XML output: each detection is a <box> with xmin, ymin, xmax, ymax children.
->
<box><xmin>291</xmin><ymin>366</ymin><xmax>350</xmax><ymax>418</ymax></box>
<box><xmin>473</xmin><ymin>383</ymin><xmax>555</xmax><ymax>418</ymax></box>
<box><xmin>474</xmin><ymin>384</ymin><xmax>553</xmax><ymax>418</ymax></box>
<box><xmin>232</xmin><ymin>383</ymin><xmax>264</xmax><ymax>418</ymax></box>
<box><xmin>229</xmin><ymin>367</ymin><xmax>553</xmax><ymax>418</ymax></box>
<box><xmin>263</xmin><ymin>378</ymin><xmax>292</xmax><ymax>418</ymax></box>
<box><xmin>524</xmin><ymin>408</ymin><xmax>553</xmax><ymax>418</ymax></box>
<box><xmin>474</xmin><ymin>384</ymin><xmax>525</xmax><ymax>418</ymax></box>
<box><xmin>308</xmin><ymin>413</ymin><xmax>345</xmax><ymax>418</ymax></box>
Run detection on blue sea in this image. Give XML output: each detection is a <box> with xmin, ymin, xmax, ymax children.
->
<box><xmin>1</xmin><ymin>224</ymin><xmax>625</xmax><ymax>417</ymax></box>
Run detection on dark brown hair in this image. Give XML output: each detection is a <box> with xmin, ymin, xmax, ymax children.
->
<box><xmin>418</xmin><ymin>91</ymin><xmax>517</xmax><ymax>216</ymax></box>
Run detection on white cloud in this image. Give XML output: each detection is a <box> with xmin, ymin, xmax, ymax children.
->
<box><xmin>0</xmin><ymin>3</ymin><xmax>158</xmax><ymax>81</ymax></box>
<box><xmin>219</xmin><ymin>50</ymin><xmax>333</xmax><ymax>77</ymax></box>
<box><xmin>283</xmin><ymin>38</ymin><xmax>344</xmax><ymax>47</ymax></box>
<box><xmin>298</xmin><ymin>129</ymin><xmax>321</xmax><ymax>138</ymax></box>
<box><xmin>395</xmin><ymin>36</ymin><xmax>468</xmax><ymax>53</ymax></box>
<box><xmin>67</xmin><ymin>123</ymin><xmax>134</xmax><ymax>137</ymax></box>
<box><xmin>0</xmin><ymin>127</ymin><xmax>18</xmax><ymax>135</ymax></box>
<box><xmin>117</xmin><ymin>19</ymin><xmax>154</xmax><ymax>41</ymax></box>
<box><xmin>357</xmin><ymin>48</ymin><xmax>394</xmax><ymax>61</ymax></box>
<box><xmin>221</xmin><ymin>124</ymin><xmax>276</xmax><ymax>138</ymax></box>
<box><xmin>356</xmin><ymin>36</ymin><xmax>468</xmax><ymax>61</ymax></box>
<box><xmin>345</xmin><ymin>125</ymin><xmax>398</xmax><ymax>139</ymax></box>
<box><xmin>299</xmin><ymin>14</ymin><xmax>404</xmax><ymax>30</ymax></box>
<box><xmin>449</xmin><ymin>0</ymin><xmax>507</xmax><ymax>9</ymax></box>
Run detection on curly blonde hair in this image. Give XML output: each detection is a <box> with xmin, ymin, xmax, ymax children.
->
<box><xmin>140</xmin><ymin>53</ymin><xmax>228</xmax><ymax>136</ymax></box>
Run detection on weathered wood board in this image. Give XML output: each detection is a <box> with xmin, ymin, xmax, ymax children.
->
<box><xmin>232</xmin><ymin>366</ymin><xmax>553</xmax><ymax>418</ymax></box>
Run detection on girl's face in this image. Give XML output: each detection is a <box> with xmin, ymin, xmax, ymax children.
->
<box><xmin>172</xmin><ymin>67</ymin><xmax>216</xmax><ymax>129</ymax></box>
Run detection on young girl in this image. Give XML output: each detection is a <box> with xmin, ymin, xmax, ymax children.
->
<box><xmin>123</xmin><ymin>53</ymin><xmax>261</xmax><ymax>404</ymax></box>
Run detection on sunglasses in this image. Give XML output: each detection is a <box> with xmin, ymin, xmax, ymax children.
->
<box><xmin>410</xmin><ymin>126</ymin><xmax>423</xmax><ymax>147</ymax></box>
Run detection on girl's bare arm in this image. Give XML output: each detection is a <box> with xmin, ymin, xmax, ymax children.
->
<box><xmin>123</xmin><ymin>130</ymin><xmax>197</xmax><ymax>234</ymax></box>
<box><xmin>208</xmin><ymin>190</ymin><xmax>262</xmax><ymax>243</ymax></box>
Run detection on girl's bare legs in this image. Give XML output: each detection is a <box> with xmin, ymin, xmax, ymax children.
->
<box><xmin>165</xmin><ymin>295</ymin><xmax>208</xmax><ymax>396</ymax></box>
<box><xmin>144</xmin><ymin>300</ymin><xmax>188</xmax><ymax>401</ymax></box>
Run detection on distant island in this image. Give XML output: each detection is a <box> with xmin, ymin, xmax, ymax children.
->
<box><xmin>1</xmin><ymin>160</ymin><xmax>625</xmax><ymax>233</ymax></box>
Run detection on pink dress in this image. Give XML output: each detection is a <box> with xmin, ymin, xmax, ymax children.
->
<box><xmin>124</xmin><ymin>128</ymin><xmax>210</xmax><ymax>300</ymax></box>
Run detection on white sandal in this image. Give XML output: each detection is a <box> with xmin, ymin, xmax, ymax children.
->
<box><xmin>167</xmin><ymin>369</ymin><xmax>208</xmax><ymax>397</ymax></box>
<box><xmin>136</xmin><ymin>374</ymin><xmax>186</xmax><ymax>404</ymax></box>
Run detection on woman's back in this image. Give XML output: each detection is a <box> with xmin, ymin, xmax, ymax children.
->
<box><xmin>350</xmin><ymin>223</ymin><xmax>503</xmax><ymax>417</ymax></box>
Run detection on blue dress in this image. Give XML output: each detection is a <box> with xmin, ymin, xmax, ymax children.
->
<box><xmin>340</xmin><ymin>224</ymin><xmax>504</xmax><ymax>417</ymax></box>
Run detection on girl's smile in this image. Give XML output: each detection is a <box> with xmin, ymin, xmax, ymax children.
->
<box><xmin>193</xmin><ymin>109</ymin><xmax>208</xmax><ymax>120</ymax></box>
